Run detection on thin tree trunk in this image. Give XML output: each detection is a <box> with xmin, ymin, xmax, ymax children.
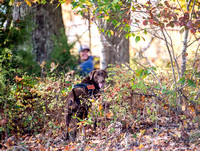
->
<box><xmin>180</xmin><ymin>0</ymin><xmax>193</xmax><ymax>77</ymax></box>
<box><xmin>94</xmin><ymin>1</ymin><xmax>130</xmax><ymax>68</ymax></box>
<box><xmin>181</xmin><ymin>30</ymin><xmax>189</xmax><ymax>77</ymax></box>
<box><xmin>100</xmin><ymin>34</ymin><xmax>108</xmax><ymax>69</ymax></box>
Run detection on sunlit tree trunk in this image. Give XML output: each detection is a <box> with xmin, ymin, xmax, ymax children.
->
<box><xmin>180</xmin><ymin>0</ymin><xmax>193</xmax><ymax>77</ymax></box>
<box><xmin>99</xmin><ymin>31</ymin><xmax>129</xmax><ymax>68</ymax></box>
<box><xmin>95</xmin><ymin>1</ymin><xmax>130</xmax><ymax>69</ymax></box>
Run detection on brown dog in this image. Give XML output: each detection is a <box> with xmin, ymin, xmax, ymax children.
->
<box><xmin>65</xmin><ymin>69</ymin><xmax>107</xmax><ymax>141</ymax></box>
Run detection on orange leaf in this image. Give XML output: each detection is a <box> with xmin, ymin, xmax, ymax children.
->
<box><xmin>107</xmin><ymin>111</ymin><xmax>114</xmax><ymax>118</ymax></box>
<box><xmin>65</xmin><ymin>145</ymin><xmax>69</xmax><ymax>150</ymax></box>
<box><xmin>188</xmin><ymin>105</ymin><xmax>196</xmax><ymax>113</ymax></box>
<box><xmin>141</xmin><ymin>95</ymin><xmax>145</xmax><ymax>101</ymax></box>
<box><xmin>39</xmin><ymin>144</ymin><xmax>46</xmax><ymax>151</ymax></box>
<box><xmin>17</xmin><ymin>2</ymin><xmax>22</xmax><ymax>6</ymax></box>
<box><xmin>132</xmin><ymin>109</ymin><xmax>136</xmax><ymax>114</ymax></box>
<box><xmin>39</xmin><ymin>60</ymin><xmax>46</xmax><ymax>69</ymax></box>
<box><xmin>99</xmin><ymin>105</ymin><xmax>103</xmax><ymax>111</ymax></box>
<box><xmin>15</xmin><ymin>76</ymin><xmax>23</xmax><ymax>82</ymax></box>
<box><xmin>25</xmin><ymin>0</ymin><xmax>32</xmax><ymax>6</ymax></box>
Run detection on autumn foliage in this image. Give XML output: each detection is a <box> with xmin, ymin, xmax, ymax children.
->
<box><xmin>1</xmin><ymin>0</ymin><xmax>200</xmax><ymax>150</ymax></box>
<box><xmin>1</xmin><ymin>63</ymin><xmax>200</xmax><ymax>150</ymax></box>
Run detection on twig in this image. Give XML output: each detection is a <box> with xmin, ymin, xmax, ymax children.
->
<box><xmin>194</xmin><ymin>89</ymin><xmax>200</xmax><ymax>101</ymax></box>
<box><xmin>164</xmin><ymin>28</ymin><xmax>180</xmax><ymax>80</ymax></box>
<box><xmin>187</xmin><ymin>37</ymin><xmax>200</xmax><ymax>48</ymax></box>
<box><xmin>177</xmin><ymin>0</ymin><xmax>184</xmax><ymax>14</ymax></box>
<box><xmin>13</xmin><ymin>146</ymin><xmax>28</xmax><ymax>151</ymax></box>
<box><xmin>161</xmin><ymin>30</ymin><xmax>177</xmax><ymax>84</ymax></box>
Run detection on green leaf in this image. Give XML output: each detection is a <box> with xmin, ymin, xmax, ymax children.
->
<box><xmin>133</xmin><ymin>134</ymin><xmax>137</xmax><ymax>138</ymax></box>
<box><xmin>115</xmin><ymin>22</ymin><xmax>121</xmax><ymax>28</ymax></box>
<box><xmin>108</xmin><ymin>30</ymin><xmax>111</xmax><ymax>37</ymax></box>
<box><xmin>112</xmin><ymin>19</ymin><xmax>118</xmax><ymax>25</ymax></box>
<box><xmin>135</xmin><ymin>36</ymin><xmax>140</xmax><ymax>43</ymax></box>
<box><xmin>178</xmin><ymin>77</ymin><xmax>186</xmax><ymax>84</ymax></box>
<box><xmin>187</xmin><ymin>79</ymin><xmax>196</xmax><ymax>87</ymax></box>
<box><xmin>179</xmin><ymin>28</ymin><xmax>185</xmax><ymax>34</ymax></box>
<box><xmin>28</xmin><ymin>115</ymin><xmax>32</xmax><ymax>120</ymax></box>
<box><xmin>125</xmin><ymin>34</ymin><xmax>129</xmax><ymax>39</ymax></box>
<box><xmin>111</xmin><ymin>0</ymin><xmax>119</xmax><ymax>4</ymax></box>
<box><xmin>132</xmin><ymin>84</ymin><xmax>138</xmax><ymax>90</ymax></box>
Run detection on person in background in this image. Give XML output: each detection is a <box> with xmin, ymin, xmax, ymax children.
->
<box><xmin>76</xmin><ymin>44</ymin><xmax>94</xmax><ymax>76</ymax></box>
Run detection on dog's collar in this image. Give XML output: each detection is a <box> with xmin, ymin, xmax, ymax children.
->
<box><xmin>73</xmin><ymin>83</ymin><xmax>99</xmax><ymax>95</ymax></box>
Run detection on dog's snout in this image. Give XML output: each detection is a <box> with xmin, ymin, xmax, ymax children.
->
<box><xmin>100</xmin><ymin>79</ymin><xmax>105</xmax><ymax>83</ymax></box>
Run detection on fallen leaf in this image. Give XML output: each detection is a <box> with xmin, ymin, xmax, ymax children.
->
<box><xmin>139</xmin><ymin>144</ymin><xmax>144</xmax><ymax>149</ymax></box>
<box><xmin>99</xmin><ymin>104</ymin><xmax>103</xmax><ymax>111</ymax></box>
<box><xmin>107</xmin><ymin>111</ymin><xmax>114</xmax><ymax>118</ymax></box>
<box><xmin>15</xmin><ymin>76</ymin><xmax>23</xmax><ymax>82</ymax></box>
<box><xmin>141</xmin><ymin>95</ymin><xmax>145</xmax><ymax>101</ymax></box>
<box><xmin>0</xmin><ymin>118</ymin><xmax>7</xmax><ymax>126</ymax></box>
<box><xmin>39</xmin><ymin>60</ymin><xmax>46</xmax><ymax>69</ymax></box>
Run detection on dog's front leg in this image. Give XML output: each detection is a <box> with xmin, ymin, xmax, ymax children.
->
<box><xmin>65</xmin><ymin>113</ymin><xmax>71</xmax><ymax>140</ymax></box>
<box><xmin>72</xmin><ymin>119</ymin><xmax>78</xmax><ymax>142</ymax></box>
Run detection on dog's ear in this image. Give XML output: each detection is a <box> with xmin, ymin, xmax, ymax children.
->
<box><xmin>102</xmin><ymin>70</ymin><xmax>108</xmax><ymax>78</ymax></box>
<box><xmin>89</xmin><ymin>70</ymin><xmax>96</xmax><ymax>80</ymax></box>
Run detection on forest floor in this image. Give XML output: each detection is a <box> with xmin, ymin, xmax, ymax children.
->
<box><xmin>2</xmin><ymin>107</ymin><xmax>200</xmax><ymax>151</ymax></box>
<box><xmin>1</xmin><ymin>67</ymin><xmax>200</xmax><ymax>150</ymax></box>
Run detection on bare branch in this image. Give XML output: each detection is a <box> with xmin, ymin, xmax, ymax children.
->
<box><xmin>187</xmin><ymin>37</ymin><xmax>200</xmax><ymax>48</ymax></box>
<box><xmin>161</xmin><ymin>29</ymin><xmax>177</xmax><ymax>84</ymax></box>
<box><xmin>194</xmin><ymin>88</ymin><xmax>200</xmax><ymax>101</ymax></box>
<box><xmin>177</xmin><ymin>0</ymin><xmax>184</xmax><ymax>14</ymax></box>
<box><xmin>164</xmin><ymin>28</ymin><xmax>180</xmax><ymax>80</ymax></box>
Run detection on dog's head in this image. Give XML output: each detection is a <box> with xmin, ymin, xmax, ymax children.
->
<box><xmin>89</xmin><ymin>70</ymin><xmax>108</xmax><ymax>88</ymax></box>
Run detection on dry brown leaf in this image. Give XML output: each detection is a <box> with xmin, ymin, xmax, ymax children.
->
<box><xmin>39</xmin><ymin>144</ymin><xmax>46</xmax><ymax>151</ymax></box>
<box><xmin>141</xmin><ymin>95</ymin><xmax>145</xmax><ymax>101</ymax></box>
<box><xmin>138</xmin><ymin>129</ymin><xmax>146</xmax><ymax>141</ymax></box>
<box><xmin>0</xmin><ymin>118</ymin><xmax>7</xmax><ymax>126</ymax></box>
<box><xmin>107</xmin><ymin>111</ymin><xmax>114</xmax><ymax>118</ymax></box>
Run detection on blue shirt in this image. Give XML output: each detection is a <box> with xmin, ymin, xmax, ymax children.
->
<box><xmin>78</xmin><ymin>56</ymin><xmax>94</xmax><ymax>76</ymax></box>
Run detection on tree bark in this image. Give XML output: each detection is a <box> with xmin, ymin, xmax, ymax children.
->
<box><xmin>12</xmin><ymin>1</ymin><xmax>65</xmax><ymax>63</ymax></box>
<box><xmin>95</xmin><ymin>2</ymin><xmax>130</xmax><ymax>69</ymax></box>
<box><xmin>31</xmin><ymin>2</ymin><xmax>64</xmax><ymax>63</ymax></box>
<box><xmin>100</xmin><ymin>31</ymin><xmax>129</xmax><ymax>67</ymax></box>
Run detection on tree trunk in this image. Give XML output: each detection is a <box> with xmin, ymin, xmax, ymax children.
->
<box><xmin>13</xmin><ymin>1</ymin><xmax>65</xmax><ymax>63</ymax></box>
<box><xmin>181</xmin><ymin>30</ymin><xmax>189</xmax><ymax>77</ymax></box>
<box><xmin>100</xmin><ymin>31</ymin><xmax>129</xmax><ymax>68</ymax></box>
<box><xmin>31</xmin><ymin>2</ymin><xmax>64</xmax><ymax>63</ymax></box>
<box><xmin>96</xmin><ymin>2</ymin><xmax>130</xmax><ymax>69</ymax></box>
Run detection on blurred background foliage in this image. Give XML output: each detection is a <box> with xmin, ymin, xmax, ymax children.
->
<box><xmin>0</xmin><ymin>1</ymin><xmax>78</xmax><ymax>95</ymax></box>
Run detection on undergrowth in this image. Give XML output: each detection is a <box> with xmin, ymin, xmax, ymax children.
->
<box><xmin>0</xmin><ymin>63</ymin><xmax>200</xmax><ymax>150</ymax></box>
